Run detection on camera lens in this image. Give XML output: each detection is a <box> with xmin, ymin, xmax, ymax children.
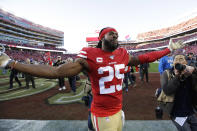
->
<box><xmin>175</xmin><ymin>63</ymin><xmax>186</xmax><ymax>72</ymax></box>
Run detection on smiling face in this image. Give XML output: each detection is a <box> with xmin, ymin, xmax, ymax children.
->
<box><xmin>102</xmin><ymin>31</ymin><xmax>119</xmax><ymax>51</ymax></box>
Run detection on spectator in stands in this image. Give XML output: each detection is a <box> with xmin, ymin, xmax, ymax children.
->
<box><xmin>161</xmin><ymin>54</ymin><xmax>197</xmax><ymax>131</ymax></box>
<box><xmin>66</xmin><ymin>57</ymin><xmax>77</xmax><ymax>95</ymax></box>
<box><xmin>9</xmin><ymin>68</ymin><xmax>22</xmax><ymax>89</ymax></box>
<box><xmin>24</xmin><ymin>58</ymin><xmax>36</xmax><ymax>89</ymax></box>
<box><xmin>53</xmin><ymin>56</ymin><xmax>66</xmax><ymax>91</ymax></box>
<box><xmin>139</xmin><ymin>63</ymin><xmax>149</xmax><ymax>83</ymax></box>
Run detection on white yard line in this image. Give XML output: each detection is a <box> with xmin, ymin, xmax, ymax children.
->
<box><xmin>0</xmin><ymin>90</ymin><xmax>27</xmax><ymax>98</ymax></box>
<box><xmin>55</xmin><ymin>98</ymin><xmax>82</xmax><ymax>103</ymax></box>
<box><xmin>55</xmin><ymin>89</ymin><xmax>84</xmax><ymax>103</ymax></box>
<box><xmin>0</xmin><ymin>82</ymin><xmax>56</xmax><ymax>101</ymax></box>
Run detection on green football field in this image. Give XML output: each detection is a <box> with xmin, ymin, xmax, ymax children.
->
<box><xmin>0</xmin><ymin>73</ymin><xmax>87</xmax><ymax>104</ymax></box>
<box><xmin>148</xmin><ymin>62</ymin><xmax>159</xmax><ymax>72</ymax></box>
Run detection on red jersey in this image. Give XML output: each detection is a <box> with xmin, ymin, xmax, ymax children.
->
<box><xmin>77</xmin><ymin>47</ymin><xmax>129</xmax><ymax>117</ymax></box>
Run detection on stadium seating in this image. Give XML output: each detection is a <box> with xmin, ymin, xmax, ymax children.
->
<box><xmin>137</xmin><ymin>16</ymin><xmax>197</xmax><ymax>41</ymax></box>
<box><xmin>0</xmin><ymin>39</ymin><xmax>67</xmax><ymax>51</ymax></box>
<box><xmin>5</xmin><ymin>49</ymin><xmax>76</xmax><ymax>64</ymax></box>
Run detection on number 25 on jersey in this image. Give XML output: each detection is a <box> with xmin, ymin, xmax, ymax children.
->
<box><xmin>98</xmin><ymin>64</ymin><xmax>125</xmax><ymax>94</ymax></box>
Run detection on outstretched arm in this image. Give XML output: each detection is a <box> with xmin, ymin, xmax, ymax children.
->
<box><xmin>6</xmin><ymin>58</ymin><xmax>88</xmax><ymax>79</ymax></box>
<box><xmin>128</xmin><ymin>48</ymin><xmax>171</xmax><ymax>66</ymax></box>
<box><xmin>127</xmin><ymin>39</ymin><xmax>185</xmax><ymax>66</ymax></box>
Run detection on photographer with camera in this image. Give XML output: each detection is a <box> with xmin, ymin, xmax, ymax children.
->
<box><xmin>161</xmin><ymin>54</ymin><xmax>197</xmax><ymax>131</ymax></box>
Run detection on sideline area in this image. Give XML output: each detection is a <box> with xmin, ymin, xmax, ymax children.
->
<box><xmin>0</xmin><ymin>119</ymin><xmax>177</xmax><ymax>131</ymax></box>
<box><xmin>0</xmin><ymin>76</ymin><xmax>86</xmax><ymax>103</ymax></box>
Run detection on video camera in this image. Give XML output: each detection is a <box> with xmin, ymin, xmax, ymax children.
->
<box><xmin>175</xmin><ymin>63</ymin><xmax>186</xmax><ymax>72</ymax></box>
<box><xmin>175</xmin><ymin>63</ymin><xmax>187</xmax><ymax>81</ymax></box>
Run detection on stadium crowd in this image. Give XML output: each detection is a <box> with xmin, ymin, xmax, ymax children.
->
<box><xmin>137</xmin><ymin>16</ymin><xmax>197</xmax><ymax>41</ymax></box>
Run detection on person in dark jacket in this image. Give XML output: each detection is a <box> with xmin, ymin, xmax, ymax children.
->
<box><xmin>123</xmin><ymin>66</ymin><xmax>135</xmax><ymax>92</ymax></box>
<box><xmin>9</xmin><ymin>68</ymin><xmax>22</xmax><ymax>89</ymax></box>
<box><xmin>186</xmin><ymin>52</ymin><xmax>195</xmax><ymax>67</ymax></box>
<box><xmin>139</xmin><ymin>63</ymin><xmax>149</xmax><ymax>83</ymax></box>
<box><xmin>24</xmin><ymin>58</ymin><xmax>35</xmax><ymax>89</ymax></box>
<box><xmin>66</xmin><ymin>57</ymin><xmax>76</xmax><ymax>95</ymax></box>
<box><xmin>53</xmin><ymin>56</ymin><xmax>66</xmax><ymax>91</ymax></box>
<box><xmin>161</xmin><ymin>54</ymin><xmax>197</xmax><ymax>131</ymax></box>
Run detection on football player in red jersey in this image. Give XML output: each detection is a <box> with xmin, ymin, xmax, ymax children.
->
<box><xmin>0</xmin><ymin>27</ymin><xmax>185</xmax><ymax>131</ymax></box>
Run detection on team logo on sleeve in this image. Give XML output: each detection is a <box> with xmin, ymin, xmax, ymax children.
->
<box><xmin>110</xmin><ymin>55</ymin><xmax>114</xmax><ymax>59</ymax></box>
<box><xmin>96</xmin><ymin>57</ymin><xmax>103</xmax><ymax>63</ymax></box>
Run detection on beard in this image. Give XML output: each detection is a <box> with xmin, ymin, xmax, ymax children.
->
<box><xmin>103</xmin><ymin>38</ymin><xmax>119</xmax><ymax>51</ymax></box>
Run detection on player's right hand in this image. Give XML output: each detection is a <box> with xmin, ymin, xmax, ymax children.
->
<box><xmin>0</xmin><ymin>52</ymin><xmax>11</xmax><ymax>68</ymax></box>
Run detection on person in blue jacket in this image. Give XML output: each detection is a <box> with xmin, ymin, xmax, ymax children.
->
<box><xmin>158</xmin><ymin>54</ymin><xmax>173</xmax><ymax>75</ymax></box>
<box><xmin>156</xmin><ymin>54</ymin><xmax>173</xmax><ymax>98</ymax></box>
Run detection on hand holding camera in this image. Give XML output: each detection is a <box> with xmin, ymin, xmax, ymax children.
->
<box><xmin>174</xmin><ymin>63</ymin><xmax>194</xmax><ymax>78</ymax></box>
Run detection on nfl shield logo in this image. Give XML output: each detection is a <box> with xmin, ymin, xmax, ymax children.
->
<box><xmin>96</xmin><ymin>57</ymin><xmax>103</xmax><ymax>63</ymax></box>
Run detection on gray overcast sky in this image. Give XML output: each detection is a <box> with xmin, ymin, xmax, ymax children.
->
<box><xmin>0</xmin><ymin>0</ymin><xmax>197</xmax><ymax>53</ymax></box>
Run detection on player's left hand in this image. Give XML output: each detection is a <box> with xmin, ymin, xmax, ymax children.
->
<box><xmin>168</xmin><ymin>39</ymin><xmax>185</xmax><ymax>51</ymax></box>
<box><xmin>0</xmin><ymin>52</ymin><xmax>11</xmax><ymax>68</ymax></box>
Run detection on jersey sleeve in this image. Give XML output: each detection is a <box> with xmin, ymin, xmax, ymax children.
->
<box><xmin>77</xmin><ymin>47</ymin><xmax>89</xmax><ymax>59</ymax></box>
<box><xmin>138</xmin><ymin>48</ymin><xmax>171</xmax><ymax>64</ymax></box>
<box><xmin>123</xmin><ymin>48</ymin><xmax>130</xmax><ymax>66</ymax></box>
